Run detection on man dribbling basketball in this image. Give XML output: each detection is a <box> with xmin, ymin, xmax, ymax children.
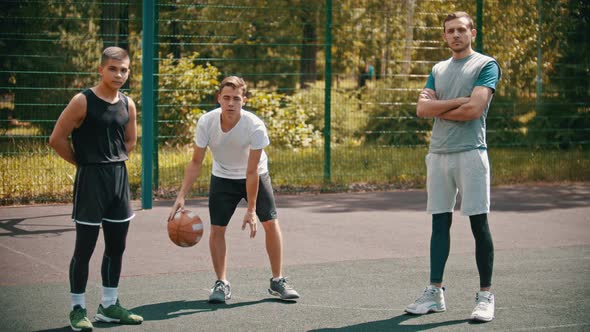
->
<box><xmin>168</xmin><ymin>76</ymin><xmax>300</xmax><ymax>303</ymax></box>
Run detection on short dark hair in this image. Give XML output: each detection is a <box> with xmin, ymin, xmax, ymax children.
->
<box><xmin>219</xmin><ymin>76</ymin><xmax>247</xmax><ymax>97</ymax></box>
<box><xmin>101</xmin><ymin>47</ymin><xmax>129</xmax><ymax>65</ymax></box>
<box><xmin>443</xmin><ymin>11</ymin><xmax>474</xmax><ymax>31</ymax></box>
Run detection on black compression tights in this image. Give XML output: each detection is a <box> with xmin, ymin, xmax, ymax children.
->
<box><xmin>430</xmin><ymin>213</ymin><xmax>494</xmax><ymax>288</ymax></box>
<box><xmin>469</xmin><ymin>213</ymin><xmax>494</xmax><ymax>288</ymax></box>
<box><xmin>69</xmin><ymin>222</ymin><xmax>130</xmax><ymax>294</ymax></box>
<box><xmin>430</xmin><ymin>212</ymin><xmax>452</xmax><ymax>284</ymax></box>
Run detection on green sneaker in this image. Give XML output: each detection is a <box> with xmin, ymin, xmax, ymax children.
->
<box><xmin>69</xmin><ymin>305</ymin><xmax>93</xmax><ymax>331</ymax></box>
<box><xmin>95</xmin><ymin>300</ymin><xmax>143</xmax><ymax>325</ymax></box>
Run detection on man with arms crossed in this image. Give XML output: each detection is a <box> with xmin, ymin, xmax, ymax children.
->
<box><xmin>405</xmin><ymin>12</ymin><xmax>501</xmax><ymax>322</ymax></box>
<box><xmin>169</xmin><ymin>76</ymin><xmax>300</xmax><ymax>303</ymax></box>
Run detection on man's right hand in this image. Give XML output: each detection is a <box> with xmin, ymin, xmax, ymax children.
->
<box><xmin>168</xmin><ymin>198</ymin><xmax>185</xmax><ymax>222</ymax></box>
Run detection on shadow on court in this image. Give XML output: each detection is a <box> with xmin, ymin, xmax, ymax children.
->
<box><xmin>130</xmin><ymin>298</ymin><xmax>291</xmax><ymax>322</ymax></box>
<box><xmin>33</xmin><ymin>299</ymin><xmax>296</xmax><ymax>332</ymax></box>
<box><xmin>34</xmin><ymin>328</ymin><xmax>71</xmax><ymax>332</ymax></box>
<box><xmin>0</xmin><ymin>213</ymin><xmax>73</xmax><ymax>237</ymax></box>
<box><xmin>2</xmin><ymin>183</ymin><xmax>589</xmax><ymax>331</ymax></box>
<box><xmin>310</xmin><ymin>314</ymin><xmax>470</xmax><ymax>332</ymax></box>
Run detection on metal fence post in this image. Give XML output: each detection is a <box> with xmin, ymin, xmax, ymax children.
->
<box><xmin>536</xmin><ymin>0</ymin><xmax>543</xmax><ymax>108</ymax></box>
<box><xmin>476</xmin><ymin>0</ymin><xmax>483</xmax><ymax>53</ymax></box>
<box><xmin>141</xmin><ymin>0</ymin><xmax>155</xmax><ymax>209</ymax></box>
<box><xmin>324</xmin><ymin>0</ymin><xmax>332</xmax><ymax>182</ymax></box>
<box><xmin>153</xmin><ymin>2</ymin><xmax>160</xmax><ymax>191</ymax></box>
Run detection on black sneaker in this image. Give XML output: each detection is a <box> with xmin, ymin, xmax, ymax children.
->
<box><xmin>208</xmin><ymin>280</ymin><xmax>231</xmax><ymax>303</ymax></box>
<box><xmin>268</xmin><ymin>277</ymin><xmax>300</xmax><ymax>300</ymax></box>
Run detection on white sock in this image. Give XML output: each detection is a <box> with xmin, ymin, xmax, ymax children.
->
<box><xmin>272</xmin><ymin>276</ymin><xmax>283</xmax><ymax>282</ymax></box>
<box><xmin>101</xmin><ymin>287</ymin><xmax>118</xmax><ymax>308</ymax></box>
<box><xmin>71</xmin><ymin>293</ymin><xmax>86</xmax><ymax>309</ymax></box>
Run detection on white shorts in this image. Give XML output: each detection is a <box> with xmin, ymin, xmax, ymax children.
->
<box><xmin>426</xmin><ymin>149</ymin><xmax>490</xmax><ymax>216</ymax></box>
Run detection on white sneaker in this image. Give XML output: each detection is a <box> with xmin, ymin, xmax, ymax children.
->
<box><xmin>471</xmin><ymin>291</ymin><xmax>495</xmax><ymax>322</ymax></box>
<box><xmin>405</xmin><ymin>285</ymin><xmax>446</xmax><ymax>314</ymax></box>
<box><xmin>208</xmin><ymin>280</ymin><xmax>231</xmax><ymax>303</ymax></box>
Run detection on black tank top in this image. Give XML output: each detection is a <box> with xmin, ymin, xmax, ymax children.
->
<box><xmin>72</xmin><ymin>89</ymin><xmax>129</xmax><ymax>165</ymax></box>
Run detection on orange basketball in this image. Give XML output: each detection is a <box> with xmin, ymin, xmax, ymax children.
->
<box><xmin>167</xmin><ymin>210</ymin><xmax>204</xmax><ymax>247</ymax></box>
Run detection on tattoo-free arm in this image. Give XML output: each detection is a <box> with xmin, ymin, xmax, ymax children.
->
<box><xmin>437</xmin><ymin>86</ymin><xmax>493</xmax><ymax>121</ymax></box>
<box><xmin>124</xmin><ymin>97</ymin><xmax>137</xmax><ymax>153</ymax></box>
<box><xmin>416</xmin><ymin>88</ymin><xmax>470</xmax><ymax>118</ymax></box>
<box><xmin>245</xmin><ymin>149</ymin><xmax>262</xmax><ymax>213</ymax></box>
<box><xmin>168</xmin><ymin>145</ymin><xmax>206</xmax><ymax>221</ymax></box>
<box><xmin>48</xmin><ymin>93</ymin><xmax>86</xmax><ymax>166</ymax></box>
<box><xmin>242</xmin><ymin>148</ymin><xmax>263</xmax><ymax>238</ymax></box>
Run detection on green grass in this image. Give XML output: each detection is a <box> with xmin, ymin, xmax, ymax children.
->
<box><xmin>1</xmin><ymin>145</ymin><xmax>589</xmax><ymax>205</ymax></box>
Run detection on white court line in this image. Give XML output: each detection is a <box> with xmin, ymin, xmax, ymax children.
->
<box><xmin>0</xmin><ymin>241</ymin><xmax>65</xmax><ymax>275</ymax></box>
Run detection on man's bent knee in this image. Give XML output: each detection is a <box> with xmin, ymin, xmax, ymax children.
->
<box><xmin>210</xmin><ymin>225</ymin><xmax>227</xmax><ymax>236</ymax></box>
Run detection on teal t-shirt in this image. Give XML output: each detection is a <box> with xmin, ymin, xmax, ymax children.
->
<box><xmin>425</xmin><ymin>53</ymin><xmax>501</xmax><ymax>154</ymax></box>
<box><xmin>425</xmin><ymin>61</ymin><xmax>499</xmax><ymax>93</ymax></box>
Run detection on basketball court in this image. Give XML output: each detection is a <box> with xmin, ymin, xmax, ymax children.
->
<box><xmin>1</xmin><ymin>183</ymin><xmax>589</xmax><ymax>331</ymax></box>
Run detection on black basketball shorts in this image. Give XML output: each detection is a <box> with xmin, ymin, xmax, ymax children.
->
<box><xmin>72</xmin><ymin>162</ymin><xmax>134</xmax><ymax>226</ymax></box>
<box><xmin>208</xmin><ymin>172</ymin><xmax>277</xmax><ymax>227</ymax></box>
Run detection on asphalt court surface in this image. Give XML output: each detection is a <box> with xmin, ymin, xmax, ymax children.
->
<box><xmin>1</xmin><ymin>183</ymin><xmax>589</xmax><ymax>331</ymax></box>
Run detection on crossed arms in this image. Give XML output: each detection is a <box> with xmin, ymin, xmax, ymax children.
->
<box><xmin>416</xmin><ymin>86</ymin><xmax>493</xmax><ymax>121</ymax></box>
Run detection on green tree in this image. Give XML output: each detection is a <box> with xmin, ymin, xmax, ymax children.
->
<box><xmin>146</xmin><ymin>53</ymin><xmax>220</xmax><ymax>147</ymax></box>
<box><xmin>247</xmin><ymin>90</ymin><xmax>321</xmax><ymax>148</ymax></box>
<box><xmin>0</xmin><ymin>1</ymin><xmax>81</xmax><ymax>134</ymax></box>
<box><xmin>526</xmin><ymin>1</ymin><xmax>590</xmax><ymax>148</ymax></box>
<box><xmin>0</xmin><ymin>1</ymin><xmax>141</xmax><ymax>136</ymax></box>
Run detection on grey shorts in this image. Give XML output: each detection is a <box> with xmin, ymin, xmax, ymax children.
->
<box><xmin>426</xmin><ymin>149</ymin><xmax>490</xmax><ymax>216</ymax></box>
<box><xmin>208</xmin><ymin>173</ymin><xmax>277</xmax><ymax>227</ymax></box>
<box><xmin>72</xmin><ymin>162</ymin><xmax>135</xmax><ymax>226</ymax></box>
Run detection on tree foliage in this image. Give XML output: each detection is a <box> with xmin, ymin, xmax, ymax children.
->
<box><xmin>146</xmin><ymin>53</ymin><xmax>220</xmax><ymax>147</ymax></box>
<box><xmin>1</xmin><ymin>0</ymin><xmax>588</xmax><ymax>148</ymax></box>
<box><xmin>247</xmin><ymin>90</ymin><xmax>321</xmax><ymax>148</ymax></box>
<box><xmin>156</xmin><ymin>1</ymin><xmax>323</xmax><ymax>90</ymax></box>
<box><xmin>362</xmin><ymin>79</ymin><xmax>431</xmax><ymax>146</ymax></box>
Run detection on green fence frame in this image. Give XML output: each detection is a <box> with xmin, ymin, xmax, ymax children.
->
<box><xmin>141</xmin><ymin>0</ymin><xmax>154</xmax><ymax>209</ymax></box>
<box><xmin>1</xmin><ymin>0</ymin><xmax>588</xmax><ymax>206</ymax></box>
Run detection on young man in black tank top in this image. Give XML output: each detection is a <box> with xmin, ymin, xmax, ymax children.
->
<box><xmin>49</xmin><ymin>46</ymin><xmax>143</xmax><ymax>331</ymax></box>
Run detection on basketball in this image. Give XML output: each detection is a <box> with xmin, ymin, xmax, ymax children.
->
<box><xmin>167</xmin><ymin>210</ymin><xmax>204</xmax><ymax>247</ymax></box>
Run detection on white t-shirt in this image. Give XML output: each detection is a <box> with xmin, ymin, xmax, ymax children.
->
<box><xmin>195</xmin><ymin>108</ymin><xmax>270</xmax><ymax>179</ymax></box>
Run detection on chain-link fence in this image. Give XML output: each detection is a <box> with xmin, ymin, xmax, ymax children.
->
<box><xmin>1</xmin><ymin>0</ymin><xmax>588</xmax><ymax>205</ymax></box>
